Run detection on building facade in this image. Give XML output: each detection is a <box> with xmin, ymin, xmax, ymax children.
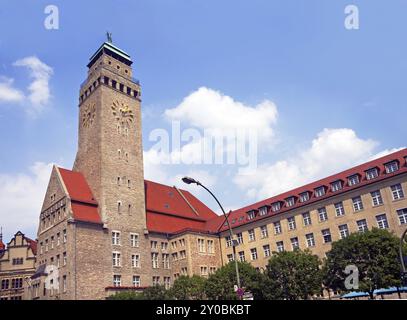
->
<box><xmin>30</xmin><ymin>39</ymin><xmax>407</xmax><ymax>299</ymax></box>
<box><xmin>0</xmin><ymin>231</ymin><xmax>37</xmax><ymax>300</ymax></box>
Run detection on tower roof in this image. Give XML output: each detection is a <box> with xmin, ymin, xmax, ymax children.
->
<box><xmin>87</xmin><ymin>41</ymin><xmax>133</xmax><ymax>69</ymax></box>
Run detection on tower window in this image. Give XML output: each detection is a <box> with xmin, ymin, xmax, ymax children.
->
<box><xmin>128</xmin><ymin>204</ymin><xmax>132</xmax><ymax>215</ymax></box>
<box><xmin>104</xmin><ymin>76</ymin><xmax>110</xmax><ymax>85</ymax></box>
<box><xmin>117</xmin><ymin>177</ymin><xmax>121</xmax><ymax>186</ymax></box>
<box><xmin>117</xmin><ymin>201</ymin><xmax>122</xmax><ymax>214</ymax></box>
<box><xmin>112</xmin><ymin>80</ymin><xmax>117</xmax><ymax>89</ymax></box>
<box><xmin>127</xmin><ymin>87</ymin><xmax>131</xmax><ymax>95</ymax></box>
<box><xmin>133</xmin><ymin>90</ymin><xmax>138</xmax><ymax>97</ymax></box>
<box><xmin>127</xmin><ymin>180</ymin><xmax>131</xmax><ymax>188</ymax></box>
<box><xmin>119</xmin><ymin>84</ymin><xmax>124</xmax><ymax>92</ymax></box>
<box><xmin>118</xmin><ymin>149</ymin><xmax>121</xmax><ymax>158</ymax></box>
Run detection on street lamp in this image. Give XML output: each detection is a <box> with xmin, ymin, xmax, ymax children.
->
<box><xmin>400</xmin><ymin>228</ymin><xmax>407</xmax><ymax>285</ymax></box>
<box><xmin>182</xmin><ymin>177</ymin><xmax>241</xmax><ymax>290</ymax></box>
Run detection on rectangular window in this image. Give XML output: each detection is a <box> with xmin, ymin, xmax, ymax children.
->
<box><xmin>130</xmin><ymin>233</ymin><xmax>139</xmax><ymax>248</ymax></box>
<box><xmin>227</xmin><ymin>254</ymin><xmax>234</xmax><ymax>262</ymax></box>
<box><xmin>260</xmin><ymin>226</ymin><xmax>269</xmax><ymax>238</ymax></box>
<box><xmin>150</xmin><ymin>240</ymin><xmax>158</xmax><ymax>250</ymax></box>
<box><xmin>318</xmin><ymin>207</ymin><xmax>328</xmax><ymax>222</ymax></box>
<box><xmin>131</xmin><ymin>254</ymin><xmax>140</xmax><ymax>268</ymax></box>
<box><xmin>306</xmin><ymin>233</ymin><xmax>315</xmax><ymax>247</ymax></box>
<box><xmin>271</xmin><ymin>202</ymin><xmax>281</xmax><ymax>212</ymax></box>
<box><xmin>161</xmin><ymin>242</ymin><xmax>168</xmax><ymax>251</ymax></box>
<box><xmin>133</xmin><ymin>276</ymin><xmax>141</xmax><ymax>287</ymax></box>
<box><xmin>50</xmin><ymin>236</ymin><xmax>54</xmax><ymax>250</ymax></box>
<box><xmin>357</xmin><ymin>219</ymin><xmax>368</xmax><ymax>233</ymax></box>
<box><xmin>287</xmin><ymin>217</ymin><xmax>296</xmax><ymax>230</ymax></box>
<box><xmin>248</xmin><ymin>229</ymin><xmax>256</xmax><ymax>241</ymax></box>
<box><xmin>198</xmin><ymin>239</ymin><xmax>206</xmax><ymax>252</ymax></box>
<box><xmin>164</xmin><ymin>277</ymin><xmax>171</xmax><ymax>289</ymax></box>
<box><xmin>63</xmin><ymin>275</ymin><xmax>67</xmax><ymax>293</ymax></box>
<box><xmin>366</xmin><ymin>168</ymin><xmax>379</xmax><ymax>180</ymax></box>
<box><xmin>113</xmin><ymin>252</ymin><xmax>121</xmax><ymax>267</ymax></box>
<box><xmin>247</xmin><ymin>211</ymin><xmax>256</xmax><ymax>220</ymax></box>
<box><xmin>236</xmin><ymin>233</ymin><xmax>243</xmax><ymax>245</ymax></box>
<box><xmin>276</xmin><ymin>241</ymin><xmax>284</xmax><ymax>253</ymax></box>
<box><xmin>299</xmin><ymin>192</ymin><xmax>310</xmax><ymax>203</ymax></box>
<box><xmin>397</xmin><ymin>209</ymin><xmax>407</xmax><ymax>225</ymax></box>
<box><xmin>371</xmin><ymin>190</ymin><xmax>384</xmax><ymax>206</ymax></box>
<box><xmin>238</xmin><ymin>251</ymin><xmax>246</xmax><ymax>262</ymax></box>
<box><xmin>151</xmin><ymin>253</ymin><xmax>159</xmax><ymax>269</ymax></box>
<box><xmin>225</xmin><ymin>236</ymin><xmax>232</xmax><ymax>247</ymax></box>
<box><xmin>302</xmin><ymin>212</ymin><xmax>312</xmax><ymax>226</ymax></box>
<box><xmin>259</xmin><ymin>206</ymin><xmax>268</xmax><ymax>216</ymax></box>
<box><xmin>315</xmin><ymin>187</ymin><xmax>326</xmax><ymax>198</ymax></box>
<box><xmin>331</xmin><ymin>180</ymin><xmax>343</xmax><ymax>192</ymax></box>
<box><xmin>162</xmin><ymin>254</ymin><xmax>170</xmax><ymax>269</ymax></box>
<box><xmin>207</xmin><ymin>240</ymin><xmax>214</xmax><ymax>253</ymax></box>
<box><xmin>391</xmin><ymin>184</ymin><xmax>405</xmax><ymax>200</ymax></box>
<box><xmin>274</xmin><ymin>221</ymin><xmax>282</xmax><ymax>234</ymax></box>
<box><xmin>352</xmin><ymin>196</ymin><xmax>364</xmax><ymax>212</ymax></box>
<box><xmin>250</xmin><ymin>248</ymin><xmax>258</xmax><ymax>260</ymax></box>
<box><xmin>152</xmin><ymin>276</ymin><xmax>160</xmax><ymax>286</ymax></box>
<box><xmin>348</xmin><ymin>175</ymin><xmax>360</xmax><ymax>186</ymax></box>
<box><xmin>322</xmin><ymin>229</ymin><xmax>332</xmax><ymax>243</ymax></box>
<box><xmin>376</xmin><ymin>214</ymin><xmax>389</xmax><ymax>229</ymax></box>
<box><xmin>290</xmin><ymin>237</ymin><xmax>299</xmax><ymax>250</ymax></box>
<box><xmin>63</xmin><ymin>252</ymin><xmax>67</xmax><ymax>266</ymax></box>
<box><xmin>263</xmin><ymin>245</ymin><xmax>271</xmax><ymax>257</ymax></box>
<box><xmin>338</xmin><ymin>224</ymin><xmax>349</xmax><ymax>239</ymax></box>
<box><xmin>286</xmin><ymin>197</ymin><xmax>295</xmax><ymax>207</ymax></box>
<box><xmin>334</xmin><ymin>202</ymin><xmax>345</xmax><ymax>217</ymax></box>
<box><xmin>385</xmin><ymin>161</ymin><xmax>399</xmax><ymax>174</ymax></box>
<box><xmin>113</xmin><ymin>275</ymin><xmax>121</xmax><ymax>287</ymax></box>
<box><xmin>57</xmin><ymin>233</ymin><xmax>60</xmax><ymax>246</ymax></box>
<box><xmin>200</xmin><ymin>266</ymin><xmax>208</xmax><ymax>276</ymax></box>
<box><xmin>112</xmin><ymin>231</ymin><xmax>121</xmax><ymax>245</ymax></box>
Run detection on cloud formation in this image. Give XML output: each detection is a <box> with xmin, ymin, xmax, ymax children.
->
<box><xmin>0</xmin><ymin>77</ymin><xmax>24</xmax><ymax>103</ymax></box>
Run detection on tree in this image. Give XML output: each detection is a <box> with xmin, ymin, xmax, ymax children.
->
<box><xmin>169</xmin><ymin>275</ymin><xmax>206</xmax><ymax>300</ymax></box>
<box><xmin>263</xmin><ymin>249</ymin><xmax>323</xmax><ymax>300</ymax></box>
<box><xmin>204</xmin><ymin>261</ymin><xmax>265</xmax><ymax>300</ymax></box>
<box><xmin>106</xmin><ymin>291</ymin><xmax>144</xmax><ymax>300</ymax></box>
<box><xmin>323</xmin><ymin>228</ymin><xmax>406</xmax><ymax>299</ymax></box>
<box><xmin>107</xmin><ymin>285</ymin><xmax>170</xmax><ymax>300</ymax></box>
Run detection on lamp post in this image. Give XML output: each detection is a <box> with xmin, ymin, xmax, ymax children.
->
<box><xmin>400</xmin><ymin>228</ymin><xmax>407</xmax><ymax>285</ymax></box>
<box><xmin>182</xmin><ymin>177</ymin><xmax>241</xmax><ymax>291</ymax></box>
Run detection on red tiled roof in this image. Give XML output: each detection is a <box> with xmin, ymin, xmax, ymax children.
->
<box><xmin>25</xmin><ymin>237</ymin><xmax>37</xmax><ymax>255</ymax></box>
<box><xmin>145</xmin><ymin>180</ymin><xmax>218</xmax><ymax>234</ymax></box>
<box><xmin>212</xmin><ymin>148</ymin><xmax>407</xmax><ymax>232</ymax></box>
<box><xmin>0</xmin><ymin>240</ymin><xmax>5</xmax><ymax>251</ymax></box>
<box><xmin>57</xmin><ymin>167</ymin><xmax>101</xmax><ymax>224</ymax></box>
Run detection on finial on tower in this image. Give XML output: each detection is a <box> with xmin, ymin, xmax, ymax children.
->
<box><xmin>106</xmin><ymin>31</ymin><xmax>113</xmax><ymax>43</ymax></box>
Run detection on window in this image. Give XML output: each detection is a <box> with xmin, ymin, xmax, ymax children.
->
<box><xmin>209</xmin><ymin>267</ymin><xmax>217</xmax><ymax>275</ymax></box>
<box><xmin>45</xmin><ymin>239</ymin><xmax>49</xmax><ymax>252</ymax></box>
<box><xmin>236</xmin><ymin>233</ymin><xmax>243</xmax><ymax>244</ymax></box>
<box><xmin>117</xmin><ymin>177</ymin><xmax>121</xmax><ymax>186</ymax></box>
<box><xmin>259</xmin><ymin>206</ymin><xmax>268</xmax><ymax>216</ymax></box>
<box><xmin>180</xmin><ymin>267</ymin><xmax>188</xmax><ymax>275</ymax></box>
<box><xmin>385</xmin><ymin>161</ymin><xmax>399</xmax><ymax>174</ymax></box>
<box><xmin>248</xmin><ymin>229</ymin><xmax>256</xmax><ymax>241</ymax></box>
<box><xmin>352</xmin><ymin>196</ymin><xmax>364</xmax><ymax>212</ymax></box>
<box><xmin>63</xmin><ymin>275</ymin><xmax>67</xmax><ymax>293</ymax></box>
<box><xmin>286</xmin><ymin>197</ymin><xmax>295</xmax><ymax>207</ymax></box>
<box><xmin>338</xmin><ymin>224</ymin><xmax>349</xmax><ymax>239</ymax></box>
<box><xmin>161</xmin><ymin>242</ymin><xmax>168</xmax><ymax>251</ymax></box>
<box><xmin>113</xmin><ymin>252</ymin><xmax>121</xmax><ymax>267</ymax></box>
<box><xmin>276</xmin><ymin>241</ymin><xmax>284</xmax><ymax>253</ymax></box>
<box><xmin>263</xmin><ymin>245</ymin><xmax>271</xmax><ymax>257</ymax></box>
<box><xmin>334</xmin><ymin>202</ymin><xmax>345</xmax><ymax>217</ymax></box>
<box><xmin>117</xmin><ymin>201</ymin><xmax>122</xmax><ymax>214</ymax></box>
<box><xmin>179</xmin><ymin>250</ymin><xmax>186</xmax><ymax>259</ymax></box>
<box><xmin>162</xmin><ymin>254</ymin><xmax>170</xmax><ymax>269</ymax></box>
<box><xmin>371</xmin><ymin>190</ymin><xmax>383</xmax><ymax>206</ymax></box>
<box><xmin>250</xmin><ymin>248</ymin><xmax>258</xmax><ymax>260</ymax></box>
<box><xmin>152</xmin><ymin>253</ymin><xmax>159</xmax><ymax>268</ymax></box>
<box><xmin>113</xmin><ymin>275</ymin><xmax>121</xmax><ymax>287</ymax></box>
<box><xmin>376</xmin><ymin>214</ymin><xmax>389</xmax><ymax>229</ymax></box>
<box><xmin>357</xmin><ymin>219</ymin><xmax>368</xmax><ymax>233</ymax></box>
<box><xmin>164</xmin><ymin>277</ymin><xmax>171</xmax><ymax>289</ymax></box>
<box><xmin>306</xmin><ymin>233</ymin><xmax>315</xmax><ymax>247</ymax></box>
<box><xmin>225</xmin><ymin>236</ymin><xmax>232</xmax><ymax>247</ymax></box>
<box><xmin>227</xmin><ymin>254</ymin><xmax>234</xmax><ymax>262</ymax></box>
<box><xmin>133</xmin><ymin>276</ymin><xmax>141</xmax><ymax>287</ymax></box>
<box><xmin>128</xmin><ymin>204</ymin><xmax>132</xmax><ymax>215</ymax></box>
<box><xmin>274</xmin><ymin>221</ymin><xmax>282</xmax><ymax>234</ymax></box>
<box><xmin>172</xmin><ymin>252</ymin><xmax>178</xmax><ymax>261</ymax></box>
<box><xmin>238</xmin><ymin>251</ymin><xmax>246</xmax><ymax>262</ymax></box>
<box><xmin>271</xmin><ymin>202</ymin><xmax>281</xmax><ymax>212</ymax></box>
<box><xmin>198</xmin><ymin>239</ymin><xmax>206</xmax><ymax>252</ymax></box>
<box><xmin>57</xmin><ymin>233</ymin><xmax>60</xmax><ymax>246</ymax></box>
<box><xmin>366</xmin><ymin>168</ymin><xmax>379</xmax><ymax>180</ymax></box>
<box><xmin>315</xmin><ymin>187</ymin><xmax>326</xmax><ymax>198</ymax></box>
<box><xmin>179</xmin><ymin>239</ymin><xmax>186</xmax><ymax>246</ymax></box>
<box><xmin>247</xmin><ymin>210</ymin><xmax>256</xmax><ymax>220</ymax></box>
<box><xmin>200</xmin><ymin>266</ymin><xmax>208</xmax><ymax>276</ymax></box>
<box><xmin>391</xmin><ymin>184</ymin><xmax>405</xmax><ymax>200</ymax></box>
<box><xmin>299</xmin><ymin>192</ymin><xmax>310</xmax><ymax>203</ymax></box>
<box><xmin>397</xmin><ymin>209</ymin><xmax>407</xmax><ymax>225</ymax></box>
<box><xmin>302</xmin><ymin>212</ymin><xmax>312</xmax><ymax>226</ymax></box>
<box><xmin>56</xmin><ymin>255</ymin><xmax>60</xmax><ymax>267</ymax></box>
<box><xmin>112</xmin><ymin>231</ymin><xmax>121</xmax><ymax>245</ymax></box>
<box><xmin>322</xmin><ymin>229</ymin><xmax>332</xmax><ymax>243</ymax></box>
<box><xmin>63</xmin><ymin>252</ymin><xmax>67</xmax><ymax>266</ymax></box>
<box><xmin>207</xmin><ymin>240</ymin><xmax>214</xmax><ymax>253</ymax></box>
<box><xmin>150</xmin><ymin>240</ymin><xmax>158</xmax><ymax>250</ymax></box>
<box><xmin>131</xmin><ymin>254</ymin><xmax>140</xmax><ymax>268</ymax></box>
<box><xmin>1</xmin><ymin>279</ymin><xmax>9</xmax><ymax>290</ymax></box>
<box><xmin>348</xmin><ymin>175</ymin><xmax>360</xmax><ymax>186</ymax></box>
<box><xmin>287</xmin><ymin>217</ymin><xmax>296</xmax><ymax>230</ymax></box>
<box><xmin>331</xmin><ymin>180</ymin><xmax>343</xmax><ymax>192</ymax></box>
<box><xmin>318</xmin><ymin>207</ymin><xmax>328</xmax><ymax>222</ymax></box>
<box><xmin>130</xmin><ymin>233</ymin><xmax>139</xmax><ymax>247</ymax></box>
<box><xmin>260</xmin><ymin>226</ymin><xmax>269</xmax><ymax>238</ymax></box>
<box><xmin>290</xmin><ymin>237</ymin><xmax>299</xmax><ymax>250</ymax></box>
<box><xmin>50</xmin><ymin>236</ymin><xmax>54</xmax><ymax>249</ymax></box>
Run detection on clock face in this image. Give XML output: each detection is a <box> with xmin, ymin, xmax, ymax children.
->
<box><xmin>82</xmin><ymin>103</ymin><xmax>96</xmax><ymax>128</ymax></box>
<box><xmin>111</xmin><ymin>100</ymin><xmax>134</xmax><ymax>125</ymax></box>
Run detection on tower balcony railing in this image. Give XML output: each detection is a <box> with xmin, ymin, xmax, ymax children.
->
<box><xmin>80</xmin><ymin>68</ymin><xmax>140</xmax><ymax>88</ymax></box>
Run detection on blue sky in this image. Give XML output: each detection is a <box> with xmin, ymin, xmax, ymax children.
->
<box><xmin>0</xmin><ymin>0</ymin><xmax>406</xmax><ymax>242</ymax></box>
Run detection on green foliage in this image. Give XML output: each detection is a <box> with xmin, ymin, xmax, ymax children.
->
<box><xmin>263</xmin><ymin>249</ymin><xmax>323</xmax><ymax>300</ymax></box>
<box><xmin>106</xmin><ymin>291</ymin><xmax>144</xmax><ymax>300</ymax></box>
<box><xmin>204</xmin><ymin>261</ymin><xmax>265</xmax><ymax>300</ymax></box>
<box><xmin>323</xmin><ymin>228</ymin><xmax>405</xmax><ymax>299</ymax></box>
<box><xmin>107</xmin><ymin>285</ymin><xmax>170</xmax><ymax>300</ymax></box>
<box><xmin>169</xmin><ymin>275</ymin><xmax>206</xmax><ymax>300</ymax></box>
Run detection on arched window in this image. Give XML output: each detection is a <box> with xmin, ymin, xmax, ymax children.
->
<box><xmin>117</xmin><ymin>201</ymin><xmax>122</xmax><ymax>214</ymax></box>
<box><xmin>118</xmin><ymin>149</ymin><xmax>121</xmax><ymax>159</ymax></box>
<box><xmin>117</xmin><ymin>177</ymin><xmax>121</xmax><ymax>186</ymax></box>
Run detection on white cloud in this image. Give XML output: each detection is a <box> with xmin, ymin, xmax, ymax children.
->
<box><xmin>13</xmin><ymin>56</ymin><xmax>53</xmax><ymax>113</ymax></box>
<box><xmin>165</xmin><ymin>87</ymin><xmax>278</xmax><ymax>141</ymax></box>
<box><xmin>0</xmin><ymin>77</ymin><xmax>24</xmax><ymax>103</ymax></box>
<box><xmin>0</xmin><ymin>162</ymin><xmax>53</xmax><ymax>242</ymax></box>
<box><xmin>234</xmin><ymin>128</ymin><xmax>381</xmax><ymax>200</ymax></box>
